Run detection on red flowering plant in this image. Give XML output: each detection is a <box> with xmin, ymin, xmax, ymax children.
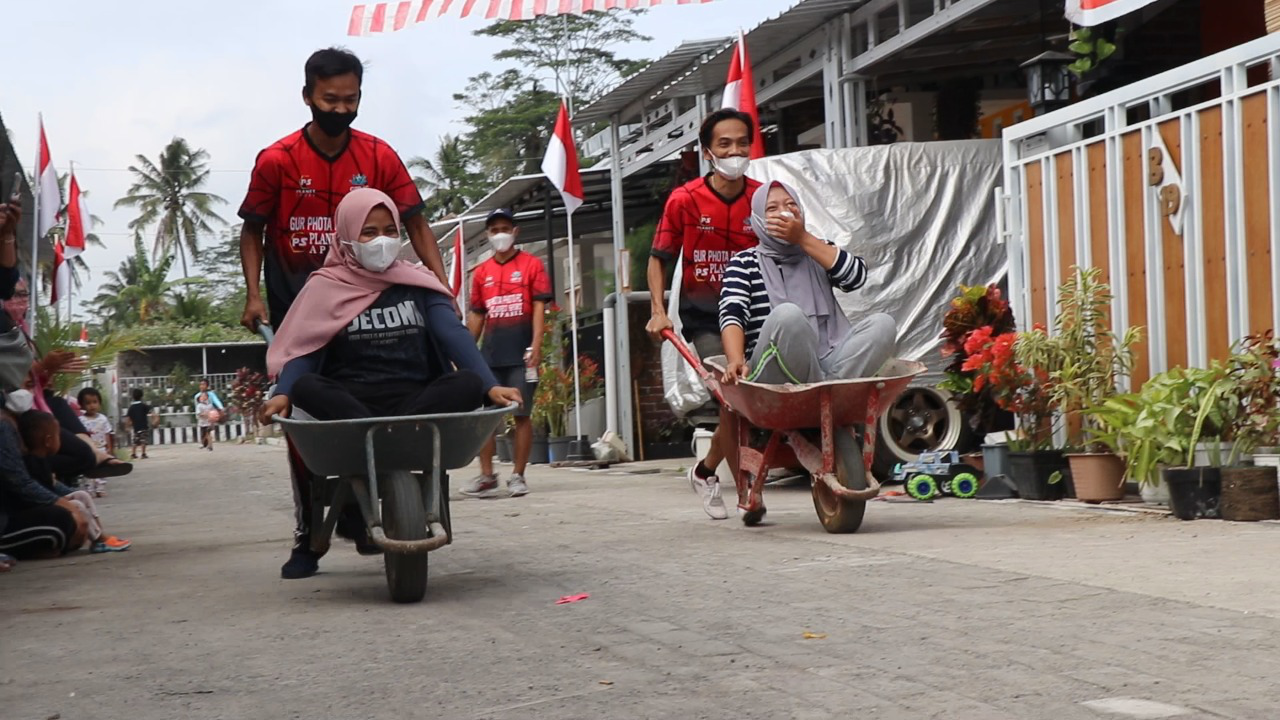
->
<box><xmin>939</xmin><ymin>283</ymin><xmax>1018</xmax><ymax>434</ymax></box>
<box><xmin>961</xmin><ymin>325</ymin><xmax>1057</xmax><ymax>450</ymax></box>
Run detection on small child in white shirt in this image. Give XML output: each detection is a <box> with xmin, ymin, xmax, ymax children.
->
<box><xmin>195</xmin><ymin>393</ymin><xmax>217</xmax><ymax>452</ymax></box>
<box><xmin>77</xmin><ymin>387</ymin><xmax>114</xmax><ymax>497</ymax></box>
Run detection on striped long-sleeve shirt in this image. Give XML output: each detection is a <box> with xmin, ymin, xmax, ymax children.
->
<box><xmin>718</xmin><ymin>246</ymin><xmax>868</xmax><ymax>357</ymax></box>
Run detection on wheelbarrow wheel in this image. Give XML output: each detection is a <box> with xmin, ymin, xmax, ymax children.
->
<box><xmin>812</xmin><ymin>430</ymin><xmax>868</xmax><ymax>534</ymax></box>
<box><xmin>383</xmin><ymin>471</ymin><xmax>429</xmax><ymax>604</ymax></box>
<box><xmin>741</xmin><ymin>506</ymin><xmax>767</xmax><ymax>526</ymax></box>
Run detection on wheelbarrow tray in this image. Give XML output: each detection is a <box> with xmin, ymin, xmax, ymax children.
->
<box><xmin>275</xmin><ymin>406</ymin><xmax>512</xmax><ymax>478</ymax></box>
<box><xmin>701</xmin><ymin>356</ymin><xmax>926</xmax><ymax>431</ymax></box>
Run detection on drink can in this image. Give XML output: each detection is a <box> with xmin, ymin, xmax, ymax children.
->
<box><xmin>524</xmin><ymin>347</ymin><xmax>538</xmax><ymax>382</ymax></box>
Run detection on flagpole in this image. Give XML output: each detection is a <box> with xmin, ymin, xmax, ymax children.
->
<box><xmin>456</xmin><ymin>219</ymin><xmax>466</xmax><ymax>311</ymax></box>
<box><xmin>565</xmin><ymin>210</ymin><xmax>583</xmax><ymax>441</ymax></box>
<box><xmin>29</xmin><ymin>114</ymin><xmax>41</xmax><ymax>336</ymax></box>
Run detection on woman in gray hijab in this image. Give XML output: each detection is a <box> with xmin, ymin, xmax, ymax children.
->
<box><xmin>718</xmin><ymin>180</ymin><xmax>896</xmax><ymax>385</ymax></box>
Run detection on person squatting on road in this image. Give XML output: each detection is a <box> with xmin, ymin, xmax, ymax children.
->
<box><xmin>646</xmin><ymin>108</ymin><xmax>761</xmax><ymax>520</ymax></box>
<box><xmin>237</xmin><ymin>47</ymin><xmax>449</xmax><ymax>580</ymax></box>
<box><xmin>718</xmin><ymin>180</ymin><xmax>897</xmax><ymax>386</ymax></box>
<box><xmin>463</xmin><ymin>209</ymin><xmax>552</xmax><ymax>499</ymax></box>
<box><xmin>260</xmin><ymin>190</ymin><xmax>523</xmax><ymax>577</ymax></box>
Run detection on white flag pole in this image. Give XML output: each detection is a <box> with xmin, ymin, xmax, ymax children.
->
<box><xmin>565</xmin><ymin>208</ymin><xmax>583</xmax><ymax>441</ymax></box>
<box><xmin>456</xmin><ymin>219</ymin><xmax>466</xmax><ymax>312</ymax></box>
<box><xmin>29</xmin><ymin>114</ymin><xmax>41</xmax><ymax>336</ymax></box>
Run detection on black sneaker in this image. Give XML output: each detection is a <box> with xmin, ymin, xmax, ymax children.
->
<box><xmin>335</xmin><ymin>504</ymin><xmax>382</xmax><ymax>556</ymax></box>
<box><xmin>280</xmin><ymin>548</ymin><xmax>320</xmax><ymax>579</ymax></box>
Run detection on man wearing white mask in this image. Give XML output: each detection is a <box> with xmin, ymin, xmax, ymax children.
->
<box><xmin>464</xmin><ymin>209</ymin><xmax>552</xmax><ymax>498</ymax></box>
<box><xmin>646</xmin><ymin>109</ymin><xmax>762</xmax><ymax>520</ymax></box>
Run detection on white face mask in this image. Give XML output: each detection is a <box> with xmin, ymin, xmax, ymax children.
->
<box><xmin>710</xmin><ymin>154</ymin><xmax>750</xmax><ymax>181</ymax></box>
<box><xmin>5</xmin><ymin>389</ymin><xmax>33</xmax><ymax>414</ymax></box>
<box><xmin>347</xmin><ymin>235</ymin><xmax>401</xmax><ymax>273</ymax></box>
<box><xmin>489</xmin><ymin>232</ymin><xmax>516</xmax><ymax>253</ymax></box>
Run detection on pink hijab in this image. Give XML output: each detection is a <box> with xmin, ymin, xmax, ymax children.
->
<box><xmin>266</xmin><ymin>188</ymin><xmax>452</xmax><ymax>376</ymax></box>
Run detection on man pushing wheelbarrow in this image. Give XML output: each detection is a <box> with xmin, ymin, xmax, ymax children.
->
<box><xmin>664</xmin><ymin>179</ymin><xmax>923</xmax><ymax>532</ymax></box>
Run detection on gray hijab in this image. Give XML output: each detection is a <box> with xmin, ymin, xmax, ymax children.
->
<box><xmin>748</xmin><ymin>180</ymin><xmax>852</xmax><ymax>357</ymax></box>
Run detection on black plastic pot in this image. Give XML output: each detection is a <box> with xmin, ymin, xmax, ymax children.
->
<box><xmin>1008</xmin><ymin>450</ymin><xmax>1071</xmax><ymax>501</ymax></box>
<box><xmin>1163</xmin><ymin>467</ymin><xmax>1221</xmax><ymax>520</ymax></box>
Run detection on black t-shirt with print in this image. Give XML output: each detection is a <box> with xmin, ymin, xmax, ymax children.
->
<box><xmin>127</xmin><ymin>401</ymin><xmax>152</xmax><ymax>431</ymax></box>
<box><xmin>321</xmin><ymin>285</ymin><xmax>447</xmax><ymax>386</ymax></box>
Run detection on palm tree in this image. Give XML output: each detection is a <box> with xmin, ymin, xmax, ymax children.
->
<box><xmin>114</xmin><ymin>137</ymin><xmax>227</xmax><ymax>277</ymax></box>
<box><xmin>91</xmin><ymin>234</ymin><xmax>194</xmax><ymax>330</ymax></box>
<box><xmin>407</xmin><ymin>135</ymin><xmax>484</xmax><ymax>220</ymax></box>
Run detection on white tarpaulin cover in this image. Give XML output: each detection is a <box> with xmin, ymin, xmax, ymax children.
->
<box><xmin>745</xmin><ymin>141</ymin><xmax>1006</xmax><ymax>376</ymax></box>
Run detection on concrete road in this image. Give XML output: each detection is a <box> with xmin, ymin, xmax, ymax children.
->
<box><xmin>5</xmin><ymin>443</ymin><xmax>1280</xmax><ymax>719</ymax></box>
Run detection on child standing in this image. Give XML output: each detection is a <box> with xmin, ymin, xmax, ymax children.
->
<box><xmin>20</xmin><ymin>411</ymin><xmax>131</xmax><ymax>553</ymax></box>
<box><xmin>77</xmin><ymin>387</ymin><xmax>114</xmax><ymax>497</ymax></box>
<box><xmin>195</xmin><ymin>392</ymin><xmax>216</xmax><ymax>451</ymax></box>
<box><xmin>126</xmin><ymin>388</ymin><xmax>153</xmax><ymax>459</ymax></box>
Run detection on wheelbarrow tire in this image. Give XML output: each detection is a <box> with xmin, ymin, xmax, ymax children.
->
<box><xmin>812</xmin><ymin>429</ymin><xmax>868</xmax><ymax>534</ymax></box>
<box><xmin>383</xmin><ymin>471</ymin><xmax>429</xmax><ymax>604</ymax></box>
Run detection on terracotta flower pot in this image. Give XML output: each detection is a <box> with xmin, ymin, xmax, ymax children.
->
<box><xmin>1066</xmin><ymin>452</ymin><xmax>1126</xmax><ymax>503</ymax></box>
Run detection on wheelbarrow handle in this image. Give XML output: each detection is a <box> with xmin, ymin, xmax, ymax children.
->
<box><xmin>256</xmin><ymin>322</ymin><xmax>275</xmax><ymax>346</ymax></box>
<box><xmin>659</xmin><ymin>328</ymin><xmax>728</xmax><ymax>407</ymax></box>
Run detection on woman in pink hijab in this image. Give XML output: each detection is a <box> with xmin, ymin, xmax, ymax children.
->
<box><xmin>260</xmin><ymin>188</ymin><xmax>522</xmax><ymax>423</ymax></box>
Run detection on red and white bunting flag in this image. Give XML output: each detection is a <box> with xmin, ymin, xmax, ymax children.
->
<box><xmin>722</xmin><ymin>30</ymin><xmax>765</xmax><ymax>160</ymax></box>
<box><xmin>1064</xmin><ymin>0</ymin><xmax>1158</xmax><ymax>26</ymax></box>
<box><xmin>449</xmin><ymin>225</ymin><xmax>464</xmax><ymax>297</ymax></box>
<box><xmin>36</xmin><ymin>120</ymin><xmax>60</xmax><ymax>239</ymax></box>
<box><xmin>541</xmin><ymin>100</ymin><xmax>584</xmax><ymax>216</ymax></box>
<box><xmin>64</xmin><ymin>172</ymin><xmax>88</xmax><ymax>260</ymax></box>
<box><xmin>347</xmin><ymin>0</ymin><xmax>714</xmax><ymax>35</ymax></box>
<box><xmin>50</xmin><ymin>240</ymin><xmax>68</xmax><ymax>306</ymax></box>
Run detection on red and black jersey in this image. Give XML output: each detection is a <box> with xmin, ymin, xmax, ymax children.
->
<box><xmin>650</xmin><ymin>175</ymin><xmax>761</xmax><ymax>337</ymax></box>
<box><xmin>237</xmin><ymin>126</ymin><xmax>425</xmax><ymax>325</ymax></box>
<box><xmin>469</xmin><ymin>251</ymin><xmax>553</xmax><ymax>368</ymax></box>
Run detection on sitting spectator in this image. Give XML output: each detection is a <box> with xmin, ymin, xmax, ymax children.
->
<box><xmin>18</xmin><ymin>411</ymin><xmax>130</xmax><ymax>553</ymax></box>
<box><xmin>77</xmin><ymin>387</ymin><xmax>115</xmax><ymax>496</ymax></box>
<box><xmin>0</xmin><ymin>415</ymin><xmax>87</xmax><ymax>559</ymax></box>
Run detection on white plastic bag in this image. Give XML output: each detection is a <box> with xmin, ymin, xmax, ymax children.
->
<box><xmin>661</xmin><ymin>255</ymin><xmax>713</xmax><ymax>417</ymax></box>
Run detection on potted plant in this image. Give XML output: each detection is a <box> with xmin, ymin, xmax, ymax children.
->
<box><xmin>1218</xmin><ymin>332</ymin><xmax>1280</xmax><ymax>521</ymax></box>
<box><xmin>939</xmin><ymin>283</ymin><xmax>1018</xmax><ymax>473</ymax></box>
<box><xmin>1015</xmin><ymin>267</ymin><xmax>1142</xmax><ymax>503</ymax></box>
<box><xmin>961</xmin><ymin>325</ymin><xmax>1062</xmax><ymax>499</ymax></box>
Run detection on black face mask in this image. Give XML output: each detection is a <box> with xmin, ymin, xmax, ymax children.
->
<box><xmin>310</xmin><ymin>106</ymin><xmax>357</xmax><ymax>138</ymax></box>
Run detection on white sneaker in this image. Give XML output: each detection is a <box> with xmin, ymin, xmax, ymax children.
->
<box><xmin>688</xmin><ymin>465</ymin><xmax>728</xmax><ymax>520</ymax></box>
<box><xmin>461</xmin><ymin>474</ymin><xmax>501</xmax><ymax>498</ymax></box>
<box><xmin>507</xmin><ymin>474</ymin><xmax>529</xmax><ymax>497</ymax></box>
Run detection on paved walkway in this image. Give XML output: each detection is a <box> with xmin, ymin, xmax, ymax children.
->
<box><xmin>5</xmin><ymin>443</ymin><xmax>1280</xmax><ymax>719</ymax></box>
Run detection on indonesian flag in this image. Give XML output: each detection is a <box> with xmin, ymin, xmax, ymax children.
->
<box><xmin>1065</xmin><ymin>0</ymin><xmax>1158</xmax><ymax>26</ymax></box>
<box><xmin>541</xmin><ymin>100</ymin><xmax>584</xmax><ymax>216</ymax></box>
<box><xmin>36</xmin><ymin>119</ymin><xmax>60</xmax><ymax>239</ymax></box>
<box><xmin>722</xmin><ymin>31</ymin><xmax>765</xmax><ymax>160</ymax></box>
<box><xmin>50</xmin><ymin>240</ymin><xmax>68</xmax><ymax>305</ymax></box>
<box><xmin>64</xmin><ymin>172</ymin><xmax>87</xmax><ymax>261</ymax></box>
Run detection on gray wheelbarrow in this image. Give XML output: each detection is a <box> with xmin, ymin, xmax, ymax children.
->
<box><xmin>274</xmin><ymin>406</ymin><xmax>512</xmax><ymax>603</ymax></box>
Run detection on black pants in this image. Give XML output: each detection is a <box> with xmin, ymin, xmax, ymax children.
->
<box><xmin>285</xmin><ymin>371</ymin><xmax>484</xmax><ymax>547</ymax></box>
<box><xmin>291</xmin><ymin>371</ymin><xmax>485</xmax><ymax>420</ymax></box>
<box><xmin>48</xmin><ymin>429</ymin><xmax>97</xmax><ymax>483</ymax></box>
<box><xmin>0</xmin><ymin>504</ymin><xmax>79</xmax><ymax>558</ymax></box>
<box><xmin>45</xmin><ymin>391</ymin><xmax>88</xmax><ymax>435</ymax></box>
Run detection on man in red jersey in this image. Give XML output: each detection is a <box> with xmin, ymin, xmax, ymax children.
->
<box><xmin>646</xmin><ymin>109</ymin><xmax>761</xmax><ymax>521</ymax></box>
<box><xmin>463</xmin><ymin>210</ymin><xmax>551</xmax><ymax>499</ymax></box>
<box><xmin>238</xmin><ymin>47</ymin><xmax>449</xmax><ymax>580</ymax></box>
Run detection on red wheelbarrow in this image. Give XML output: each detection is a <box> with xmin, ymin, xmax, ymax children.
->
<box><xmin>662</xmin><ymin>329</ymin><xmax>925</xmax><ymax>533</ymax></box>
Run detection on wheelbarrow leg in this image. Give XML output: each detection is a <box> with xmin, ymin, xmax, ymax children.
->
<box><xmin>310</xmin><ymin>479</ymin><xmax>351</xmax><ymax>556</ymax></box>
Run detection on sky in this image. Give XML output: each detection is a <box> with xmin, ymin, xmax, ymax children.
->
<box><xmin>4</xmin><ymin>0</ymin><xmax>785</xmax><ymax>317</ymax></box>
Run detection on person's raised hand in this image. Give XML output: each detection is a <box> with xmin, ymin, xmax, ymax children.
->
<box><xmin>0</xmin><ymin>200</ymin><xmax>20</xmax><ymax>241</ymax></box>
<box><xmin>765</xmin><ymin>212</ymin><xmax>808</xmax><ymax>246</ymax></box>
<box><xmin>241</xmin><ymin>296</ymin><xmax>269</xmax><ymax>333</ymax></box>
<box><xmin>488</xmin><ymin>386</ymin><xmax>524</xmax><ymax>408</ymax></box>
<box><xmin>722</xmin><ymin>358</ymin><xmax>750</xmax><ymax>384</ymax></box>
<box><xmin>646</xmin><ymin>311</ymin><xmax>674</xmax><ymax>342</ymax></box>
<box><xmin>259</xmin><ymin>395</ymin><xmax>291</xmax><ymax>425</ymax></box>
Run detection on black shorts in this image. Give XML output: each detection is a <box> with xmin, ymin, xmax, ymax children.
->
<box><xmin>491</xmin><ymin>365</ymin><xmax>537</xmax><ymax>418</ymax></box>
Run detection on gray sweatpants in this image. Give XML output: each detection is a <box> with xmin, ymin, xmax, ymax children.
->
<box><xmin>748</xmin><ymin>303</ymin><xmax>897</xmax><ymax>385</ymax></box>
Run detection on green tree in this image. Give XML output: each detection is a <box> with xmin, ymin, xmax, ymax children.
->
<box><xmin>114</xmin><ymin>137</ymin><xmax>227</xmax><ymax>277</ymax></box>
<box><xmin>407</xmin><ymin>135</ymin><xmax>485</xmax><ymax>221</ymax></box>
<box><xmin>90</xmin><ymin>235</ymin><xmax>195</xmax><ymax>329</ymax></box>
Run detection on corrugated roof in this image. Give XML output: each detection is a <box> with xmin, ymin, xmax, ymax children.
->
<box><xmin>649</xmin><ymin>0</ymin><xmax>868</xmax><ymax>103</ymax></box>
<box><xmin>575</xmin><ymin>37</ymin><xmax>734</xmax><ymax>124</ymax></box>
